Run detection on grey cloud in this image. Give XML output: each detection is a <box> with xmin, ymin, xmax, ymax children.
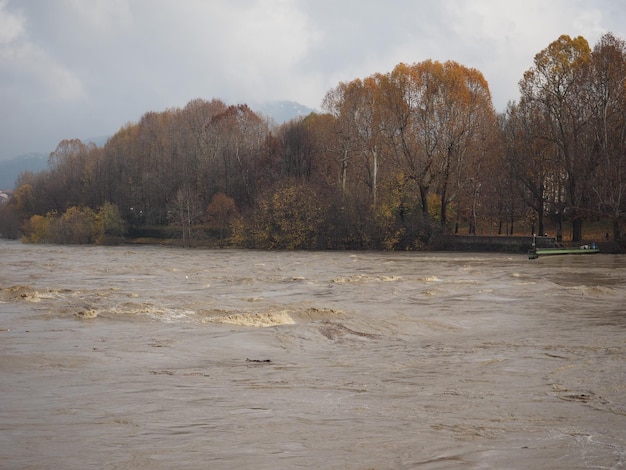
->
<box><xmin>1</xmin><ymin>0</ymin><xmax>625</xmax><ymax>161</ymax></box>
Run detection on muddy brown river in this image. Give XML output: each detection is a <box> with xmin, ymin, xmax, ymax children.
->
<box><xmin>1</xmin><ymin>241</ymin><xmax>624</xmax><ymax>469</ymax></box>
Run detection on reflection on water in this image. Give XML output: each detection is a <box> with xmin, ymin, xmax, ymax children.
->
<box><xmin>1</xmin><ymin>241</ymin><xmax>625</xmax><ymax>469</ymax></box>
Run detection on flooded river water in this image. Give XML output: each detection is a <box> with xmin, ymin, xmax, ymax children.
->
<box><xmin>1</xmin><ymin>241</ymin><xmax>625</xmax><ymax>469</ymax></box>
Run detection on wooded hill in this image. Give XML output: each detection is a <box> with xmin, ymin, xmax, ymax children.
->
<box><xmin>2</xmin><ymin>33</ymin><xmax>625</xmax><ymax>250</ymax></box>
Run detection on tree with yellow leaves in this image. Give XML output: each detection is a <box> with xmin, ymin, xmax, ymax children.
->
<box><xmin>518</xmin><ymin>35</ymin><xmax>594</xmax><ymax>242</ymax></box>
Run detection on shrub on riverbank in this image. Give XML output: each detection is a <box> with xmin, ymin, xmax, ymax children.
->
<box><xmin>22</xmin><ymin>203</ymin><xmax>126</xmax><ymax>245</ymax></box>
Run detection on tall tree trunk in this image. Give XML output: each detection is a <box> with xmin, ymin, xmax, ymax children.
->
<box><xmin>613</xmin><ymin>219</ymin><xmax>621</xmax><ymax>243</ymax></box>
<box><xmin>341</xmin><ymin>149</ymin><xmax>348</xmax><ymax>197</ymax></box>
<box><xmin>440</xmin><ymin>188</ymin><xmax>448</xmax><ymax>231</ymax></box>
<box><xmin>372</xmin><ymin>152</ymin><xmax>378</xmax><ymax>208</ymax></box>
<box><xmin>419</xmin><ymin>184</ymin><xmax>429</xmax><ymax>219</ymax></box>
<box><xmin>572</xmin><ymin>218</ymin><xmax>583</xmax><ymax>242</ymax></box>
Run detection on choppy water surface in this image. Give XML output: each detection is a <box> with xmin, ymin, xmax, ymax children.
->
<box><xmin>1</xmin><ymin>241</ymin><xmax>625</xmax><ymax>469</ymax></box>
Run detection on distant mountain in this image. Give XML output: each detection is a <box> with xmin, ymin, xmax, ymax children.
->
<box><xmin>254</xmin><ymin>100</ymin><xmax>318</xmax><ymax>123</ymax></box>
<box><xmin>0</xmin><ymin>136</ymin><xmax>111</xmax><ymax>191</ymax></box>
<box><xmin>0</xmin><ymin>153</ymin><xmax>48</xmax><ymax>190</ymax></box>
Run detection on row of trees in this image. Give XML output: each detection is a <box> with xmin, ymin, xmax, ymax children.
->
<box><xmin>506</xmin><ymin>33</ymin><xmax>626</xmax><ymax>242</ymax></box>
<box><xmin>2</xmin><ymin>33</ymin><xmax>625</xmax><ymax>249</ymax></box>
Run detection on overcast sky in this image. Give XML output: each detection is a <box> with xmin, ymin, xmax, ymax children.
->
<box><xmin>1</xmin><ymin>0</ymin><xmax>625</xmax><ymax>161</ymax></box>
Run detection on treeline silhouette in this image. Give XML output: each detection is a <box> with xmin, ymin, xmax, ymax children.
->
<box><xmin>1</xmin><ymin>33</ymin><xmax>625</xmax><ymax>249</ymax></box>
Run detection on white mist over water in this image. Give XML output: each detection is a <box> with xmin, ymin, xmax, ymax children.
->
<box><xmin>1</xmin><ymin>241</ymin><xmax>625</xmax><ymax>469</ymax></box>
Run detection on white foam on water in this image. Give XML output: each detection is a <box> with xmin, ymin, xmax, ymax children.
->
<box><xmin>332</xmin><ymin>274</ymin><xmax>402</xmax><ymax>284</ymax></box>
<box><xmin>74</xmin><ymin>309</ymin><xmax>99</xmax><ymax>319</ymax></box>
<box><xmin>418</xmin><ymin>275</ymin><xmax>442</xmax><ymax>283</ymax></box>
<box><xmin>207</xmin><ymin>310</ymin><xmax>295</xmax><ymax>327</ymax></box>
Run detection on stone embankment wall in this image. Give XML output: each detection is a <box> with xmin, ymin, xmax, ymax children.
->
<box><xmin>432</xmin><ymin>235</ymin><xmax>557</xmax><ymax>253</ymax></box>
<box><xmin>432</xmin><ymin>235</ymin><xmax>623</xmax><ymax>253</ymax></box>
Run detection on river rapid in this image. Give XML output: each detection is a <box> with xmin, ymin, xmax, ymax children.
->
<box><xmin>1</xmin><ymin>240</ymin><xmax>625</xmax><ymax>469</ymax></box>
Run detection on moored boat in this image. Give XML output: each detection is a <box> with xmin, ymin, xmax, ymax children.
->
<box><xmin>528</xmin><ymin>243</ymin><xmax>600</xmax><ymax>259</ymax></box>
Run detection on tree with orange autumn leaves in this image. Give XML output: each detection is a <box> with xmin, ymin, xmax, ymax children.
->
<box><xmin>510</xmin><ymin>33</ymin><xmax>626</xmax><ymax>243</ymax></box>
<box><xmin>4</xmin><ymin>32</ymin><xmax>625</xmax><ymax>249</ymax></box>
<box><xmin>322</xmin><ymin>60</ymin><xmax>499</xmax><ymax>239</ymax></box>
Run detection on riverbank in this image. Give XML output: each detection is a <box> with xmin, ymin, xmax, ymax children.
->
<box><xmin>431</xmin><ymin>235</ymin><xmax>550</xmax><ymax>253</ymax></box>
<box><xmin>121</xmin><ymin>234</ymin><xmax>624</xmax><ymax>253</ymax></box>
<box><xmin>430</xmin><ymin>235</ymin><xmax>623</xmax><ymax>254</ymax></box>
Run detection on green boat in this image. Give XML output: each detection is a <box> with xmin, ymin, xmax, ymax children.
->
<box><xmin>528</xmin><ymin>245</ymin><xmax>600</xmax><ymax>259</ymax></box>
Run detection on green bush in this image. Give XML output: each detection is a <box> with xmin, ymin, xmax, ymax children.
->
<box><xmin>22</xmin><ymin>203</ymin><xmax>127</xmax><ymax>245</ymax></box>
<box><xmin>22</xmin><ymin>214</ymin><xmax>53</xmax><ymax>243</ymax></box>
<box><xmin>97</xmin><ymin>202</ymin><xmax>126</xmax><ymax>244</ymax></box>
